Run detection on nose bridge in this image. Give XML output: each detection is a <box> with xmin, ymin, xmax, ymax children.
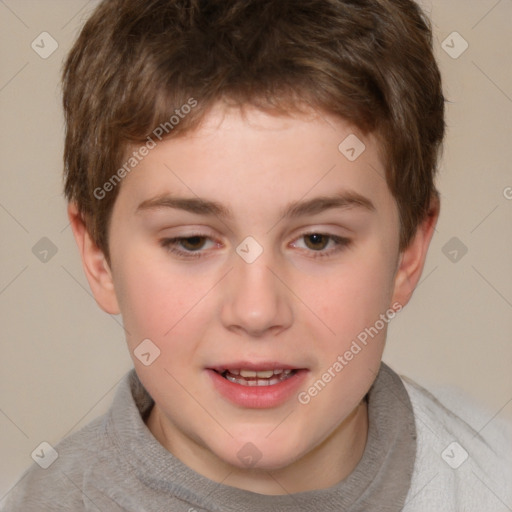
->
<box><xmin>220</xmin><ymin>247</ymin><xmax>293</xmax><ymax>336</ymax></box>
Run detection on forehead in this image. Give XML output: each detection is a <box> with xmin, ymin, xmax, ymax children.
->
<box><xmin>116</xmin><ymin>104</ymin><xmax>394</xmax><ymax>220</ymax></box>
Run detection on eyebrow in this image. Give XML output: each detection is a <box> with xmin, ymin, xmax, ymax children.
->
<box><xmin>136</xmin><ymin>191</ymin><xmax>375</xmax><ymax>219</ymax></box>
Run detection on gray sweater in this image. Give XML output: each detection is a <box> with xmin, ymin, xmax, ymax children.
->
<box><xmin>2</xmin><ymin>363</ymin><xmax>511</xmax><ymax>511</ymax></box>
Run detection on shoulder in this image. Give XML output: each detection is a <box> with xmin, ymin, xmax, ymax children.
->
<box><xmin>401</xmin><ymin>376</ymin><xmax>512</xmax><ymax>512</ymax></box>
<box><xmin>1</xmin><ymin>372</ymin><xmax>142</xmax><ymax>512</ymax></box>
<box><xmin>1</xmin><ymin>414</ymin><xmax>118</xmax><ymax>512</ymax></box>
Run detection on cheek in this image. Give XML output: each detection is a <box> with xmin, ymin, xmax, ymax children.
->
<box><xmin>317</xmin><ymin>256</ymin><xmax>396</xmax><ymax>341</ymax></box>
<box><xmin>113</xmin><ymin>259</ymin><xmax>213</xmax><ymax>396</ymax></box>
<box><xmin>112</xmin><ymin>253</ymin><xmax>209</xmax><ymax>349</ymax></box>
<box><xmin>298</xmin><ymin>259</ymin><xmax>395</xmax><ymax>425</ymax></box>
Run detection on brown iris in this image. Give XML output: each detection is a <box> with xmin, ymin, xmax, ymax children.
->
<box><xmin>303</xmin><ymin>234</ymin><xmax>329</xmax><ymax>251</ymax></box>
<box><xmin>180</xmin><ymin>236</ymin><xmax>207</xmax><ymax>251</ymax></box>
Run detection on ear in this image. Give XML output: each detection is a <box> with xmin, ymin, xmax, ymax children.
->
<box><xmin>67</xmin><ymin>203</ymin><xmax>120</xmax><ymax>315</ymax></box>
<box><xmin>391</xmin><ymin>196</ymin><xmax>440</xmax><ymax>308</ymax></box>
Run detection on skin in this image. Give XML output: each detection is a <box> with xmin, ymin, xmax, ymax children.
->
<box><xmin>69</xmin><ymin>105</ymin><xmax>438</xmax><ymax>495</ymax></box>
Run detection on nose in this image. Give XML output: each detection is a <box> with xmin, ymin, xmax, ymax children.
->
<box><xmin>219</xmin><ymin>250</ymin><xmax>293</xmax><ymax>337</ymax></box>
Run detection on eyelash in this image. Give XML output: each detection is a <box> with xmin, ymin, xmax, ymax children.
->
<box><xmin>160</xmin><ymin>233</ymin><xmax>351</xmax><ymax>259</ymax></box>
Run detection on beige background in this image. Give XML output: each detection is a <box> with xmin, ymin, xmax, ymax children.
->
<box><xmin>1</xmin><ymin>0</ymin><xmax>511</xmax><ymax>500</ymax></box>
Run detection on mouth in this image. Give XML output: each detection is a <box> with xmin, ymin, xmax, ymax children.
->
<box><xmin>214</xmin><ymin>368</ymin><xmax>298</xmax><ymax>387</ymax></box>
<box><xmin>207</xmin><ymin>362</ymin><xmax>308</xmax><ymax>408</ymax></box>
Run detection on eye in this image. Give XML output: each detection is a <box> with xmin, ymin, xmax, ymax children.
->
<box><xmin>160</xmin><ymin>235</ymin><xmax>218</xmax><ymax>258</ymax></box>
<box><xmin>291</xmin><ymin>232</ymin><xmax>351</xmax><ymax>257</ymax></box>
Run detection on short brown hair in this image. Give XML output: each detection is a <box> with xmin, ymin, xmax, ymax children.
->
<box><xmin>63</xmin><ymin>0</ymin><xmax>445</xmax><ymax>257</ymax></box>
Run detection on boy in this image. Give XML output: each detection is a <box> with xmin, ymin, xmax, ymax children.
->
<box><xmin>3</xmin><ymin>0</ymin><xmax>511</xmax><ymax>510</ymax></box>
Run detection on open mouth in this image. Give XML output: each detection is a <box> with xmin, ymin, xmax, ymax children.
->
<box><xmin>215</xmin><ymin>368</ymin><xmax>298</xmax><ymax>387</ymax></box>
<box><xmin>207</xmin><ymin>365</ymin><xmax>308</xmax><ymax>408</ymax></box>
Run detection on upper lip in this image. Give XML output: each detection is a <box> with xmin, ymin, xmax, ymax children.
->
<box><xmin>208</xmin><ymin>361</ymin><xmax>305</xmax><ymax>372</ymax></box>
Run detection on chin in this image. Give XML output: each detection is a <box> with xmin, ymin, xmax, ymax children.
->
<box><xmin>211</xmin><ymin>434</ymin><xmax>308</xmax><ymax>472</ymax></box>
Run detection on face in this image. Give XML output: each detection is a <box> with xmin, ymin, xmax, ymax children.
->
<box><xmin>73</xmin><ymin>104</ymin><xmax>436</xmax><ymax>492</ymax></box>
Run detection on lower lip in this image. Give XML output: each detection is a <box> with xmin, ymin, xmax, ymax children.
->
<box><xmin>207</xmin><ymin>369</ymin><xmax>308</xmax><ymax>409</ymax></box>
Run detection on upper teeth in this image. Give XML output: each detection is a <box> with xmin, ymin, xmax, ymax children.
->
<box><xmin>231</xmin><ymin>369</ymin><xmax>290</xmax><ymax>378</ymax></box>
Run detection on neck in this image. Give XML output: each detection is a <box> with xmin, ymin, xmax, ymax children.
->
<box><xmin>147</xmin><ymin>398</ymin><xmax>369</xmax><ymax>495</ymax></box>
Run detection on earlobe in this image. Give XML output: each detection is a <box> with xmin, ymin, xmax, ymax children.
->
<box><xmin>391</xmin><ymin>197</ymin><xmax>440</xmax><ymax>308</ymax></box>
<box><xmin>67</xmin><ymin>203</ymin><xmax>120</xmax><ymax>315</ymax></box>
